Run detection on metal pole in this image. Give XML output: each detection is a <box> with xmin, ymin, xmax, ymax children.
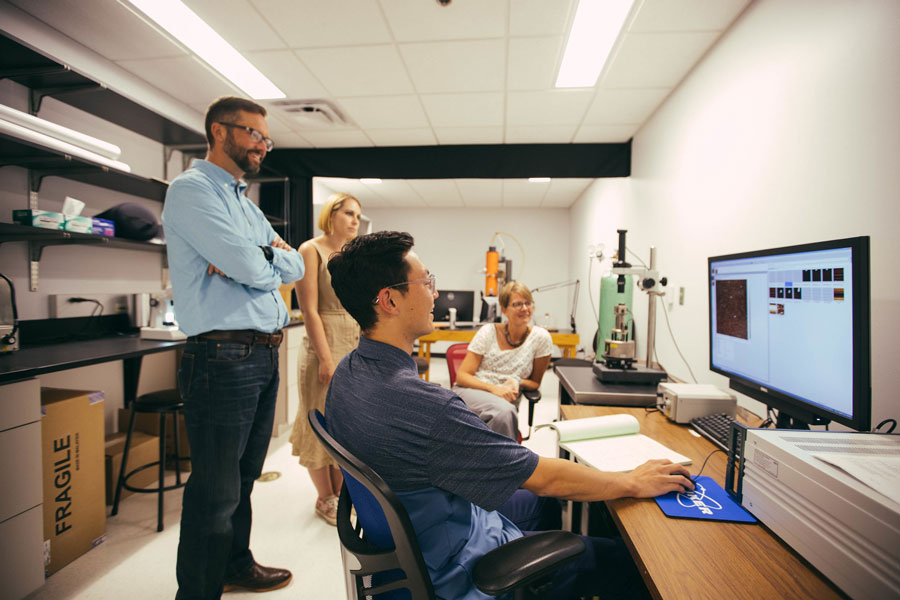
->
<box><xmin>646</xmin><ymin>246</ymin><xmax>657</xmax><ymax>368</ymax></box>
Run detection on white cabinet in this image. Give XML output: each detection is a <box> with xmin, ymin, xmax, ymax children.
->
<box><xmin>273</xmin><ymin>325</ymin><xmax>305</xmax><ymax>437</ymax></box>
<box><xmin>0</xmin><ymin>378</ymin><xmax>44</xmax><ymax>599</ymax></box>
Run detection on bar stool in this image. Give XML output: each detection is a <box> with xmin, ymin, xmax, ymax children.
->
<box><xmin>413</xmin><ymin>355</ymin><xmax>429</xmax><ymax>379</ymax></box>
<box><xmin>111</xmin><ymin>388</ymin><xmax>189</xmax><ymax>531</ymax></box>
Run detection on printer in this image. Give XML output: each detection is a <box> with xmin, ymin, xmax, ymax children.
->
<box><xmin>657</xmin><ymin>382</ymin><xmax>736</xmax><ymax>423</ymax></box>
<box><xmin>731</xmin><ymin>428</ymin><xmax>900</xmax><ymax>600</ymax></box>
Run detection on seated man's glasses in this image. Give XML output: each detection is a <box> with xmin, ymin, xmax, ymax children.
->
<box><xmin>373</xmin><ymin>274</ymin><xmax>436</xmax><ymax>304</ymax></box>
<box><xmin>509</xmin><ymin>301</ymin><xmax>534</xmax><ymax>309</ymax></box>
<box><xmin>216</xmin><ymin>122</ymin><xmax>275</xmax><ymax>151</ymax></box>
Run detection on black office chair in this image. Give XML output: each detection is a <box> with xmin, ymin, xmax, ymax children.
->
<box><xmin>446</xmin><ymin>342</ymin><xmax>543</xmax><ymax>441</ymax></box>
<box><xmin>308</xmin><ymin>409</ymin><xmax>585</xmax><ymax>600</ymax></box>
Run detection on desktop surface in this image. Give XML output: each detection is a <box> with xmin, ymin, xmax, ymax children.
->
<box><xmin>560</xmin><ymin>405</ymin><xmax>844</xmax><ymax>600</ymax></box>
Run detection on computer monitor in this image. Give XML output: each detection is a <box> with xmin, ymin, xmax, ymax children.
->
<box><xmin>433</xmin><ymin>290</ymin><xmax>475</xmax><ymax>323</ymax></box>
<box><xmin>708</xmin><ymin>236</ymin><xmax>871</xmax><ymax>430</ymax></box>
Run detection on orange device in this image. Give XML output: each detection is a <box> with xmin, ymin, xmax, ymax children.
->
<box><xmin>485</xmin><ymin>246</ymin><xmax>499</xmax><ymax>296</ymax></box>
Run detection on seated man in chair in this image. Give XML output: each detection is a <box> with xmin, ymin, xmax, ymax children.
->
<box><xmin>325</xmin><ymin>231</ymin><xmax>693</xmax><ymax>600</ymax></box>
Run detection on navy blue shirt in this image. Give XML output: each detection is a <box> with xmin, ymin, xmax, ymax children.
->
<box><xmin>326</xmin><ymin>336</ymin><xmax>539</xmax><ymax>599</ymax></box>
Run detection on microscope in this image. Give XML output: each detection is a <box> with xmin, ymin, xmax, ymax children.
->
<box><xmin>139</xmin><ymin>288</ymin><xmax>186</xmax><ymax>340</ymax></box>
<box><xmin>593</xmin><ymin>229</ymin><xmax>668</xmax><ymax>385</ymax></box>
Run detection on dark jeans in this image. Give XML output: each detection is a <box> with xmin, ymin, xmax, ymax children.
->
<box><xmin>174</xmin><ymin>338</ymin><xmax>280</xmax><ymax>600</ymax></box>
<box><xmin>499</xmin><ymin>490</ymin><xmax>649</xmax><ymax>600</ymax></box>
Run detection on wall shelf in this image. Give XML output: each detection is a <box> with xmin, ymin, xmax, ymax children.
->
<box><xmin>0</xmin><ymin>223</ymin><xmax>165</xmax><ymax>291</ymax></box>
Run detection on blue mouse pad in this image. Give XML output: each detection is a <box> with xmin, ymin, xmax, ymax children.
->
<box><xmin>655</xmin><ymin>476</ymin><xmax>757</xmax><ymax>523</ymax></box>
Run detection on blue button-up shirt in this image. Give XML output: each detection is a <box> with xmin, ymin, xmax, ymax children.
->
<box><xmin>162</xmin><ymin>159</ymin><xmax>305</xmax><ymax>335</ymax></box>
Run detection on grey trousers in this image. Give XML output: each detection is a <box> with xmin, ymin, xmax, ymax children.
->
<box><xmin>452</xmin><ymin>385</ymin><xmax>520</xmax><ymax>440</ymax></box>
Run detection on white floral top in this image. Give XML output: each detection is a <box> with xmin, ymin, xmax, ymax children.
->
<box><xmin>467</xmin><ymin>324</ymin><xmax>553</xmax><ymax>386</ymax></box>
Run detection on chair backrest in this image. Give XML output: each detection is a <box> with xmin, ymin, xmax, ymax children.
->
<box><xmin>308</xmin><ymin>410</ymin><xmax>434</xmax><ymax>600</ymax></box>
<box><xmin>446</xmin><ymin>343</ymin><xmax>469</xmax><ymax>387</ymax></box>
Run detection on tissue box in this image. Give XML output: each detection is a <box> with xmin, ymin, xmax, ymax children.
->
<box><xmin>12</xmin><ymin>209</ymin><xmax>64</xmax><ymax>230</ymax></box>
<box><xmin>63</xmin><ymin>216</ymin><xmax>93</xmax><ymax>234</ymax></box>
<box><xmin>91</xmin><ymin>218</ymin><xmax>115</xmax><ymax>237</ymax></box>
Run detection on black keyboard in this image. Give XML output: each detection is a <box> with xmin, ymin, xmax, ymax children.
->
<box><xmin>690</xmin><ymin>413</ymin><xmax>737</xmax><ymax>450</ymax></box>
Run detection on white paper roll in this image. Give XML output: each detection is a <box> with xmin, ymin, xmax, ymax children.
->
<box><xmin>0</xmin><ymin>117</ymin><xmax>132</xmax><ymax>173</ymax></box>
<box><xmin>0</xmin><ymin>103</ymin><xmax>122</xmax><ymax>160</ymax></box>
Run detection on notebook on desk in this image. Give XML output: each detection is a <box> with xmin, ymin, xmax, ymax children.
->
<box><xmin>538</xmin><ymin>414</ymin><xmax>691</xmax><ymax>472</ymax></box>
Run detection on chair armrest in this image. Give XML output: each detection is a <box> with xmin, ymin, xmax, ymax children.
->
<box><xmin>472</xmin><ymin>531</ymin><xmax>585</xmax><ymax>597</ymax></box>
<box><xmin>522</xmin><ymin>388</ymin><xmax>541</xmax><ymax>404</ymax></box>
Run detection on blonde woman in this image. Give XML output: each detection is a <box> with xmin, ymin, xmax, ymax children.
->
<box><xmin>289</xmin><ymin>193</ymin><xmax>361</xmax><ymax>524</ymax></box>
<box><xmin>453</xmin><ymin>282</ymin><xmax>553</xmax><ymax>440</ymax></box>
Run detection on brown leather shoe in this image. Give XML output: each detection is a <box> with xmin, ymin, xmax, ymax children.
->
<box><xmin>223</xmin><ymin>563</ymin><xmax>292</xmax><ymax>593</ymax></box>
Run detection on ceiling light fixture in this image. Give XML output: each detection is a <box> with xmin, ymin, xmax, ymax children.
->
<box><xmin>360</xmin><ymin>178</ymin><xmax>382</xmax><ymax>184</ymax></box>
<box><xmin>528</xmin><ymin>177</ymin><xmax>551</xmax><ymax>183</ymax></box>
<box><xmin>125</xmin><ymin>0</ymin><xmax>285</xmax><ymax>99</ymax></box>
<box><xmin>555</xmin><ymin>0</ymin><xmax>636</xmax><ymax>88</ymax></box>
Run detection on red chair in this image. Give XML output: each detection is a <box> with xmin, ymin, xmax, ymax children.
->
<box><xmin>446</xmin><ymin>342</ymin><xmax>541</xmax><ymax>441</ymax></box>
<box><xmin>446</xmin><ymin>343</ymin><xmax>470</xmax><ymax>387</ymax></box>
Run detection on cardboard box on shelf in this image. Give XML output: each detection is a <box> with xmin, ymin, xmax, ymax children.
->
<box><xmin>104</xmin><ymin>431</ymin><xmax>160</xmax><ymax>506</ymax></box>
<box><xmin>118</xmin><ymin>408</ymin><xmax>190</xmax><ymax>472</ymax></box>
<box><xmin>40</xmin><ymin>388</ymin><xmax>106</xmax><ymax>576</ymax></box>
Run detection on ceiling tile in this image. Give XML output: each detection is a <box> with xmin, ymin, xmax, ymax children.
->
<box><xmin>272</xmin><ymin>131</ymin><xmax>313</xmax><ymax>148</ymax></box>
<box><xmin>380</xmin><ymin>0</ymin><xmax>507</xmax><ymax>42</ymax></box>
<box><xmin>364</xmin><ymin>128</ymin><xmax>438</xmax><ymax>146</ymax></box>
<box><xmin>603</xmin><ymin>32</ymin><xmax>721</xmax><ymax>88</ymax></box>
<box><xmin>572</xmin><ymin>124</ymin><xmax>638</xmax><ymax>143</ymax></box>
<box><xmin>116</xmin><ymin>56</ymin><xmax>238</xmax><ymax>104</ymax></box>
<box><xmin>506</xmin><ymin>90</ymin><xmax>594</xmax><ymax>126</ymax></box>
<box><xmin>408</xmin><ymin>180</ymin><xmax>463</xmax><ymax>207</ymax></box>
<box><xmin>301</xmin><ymin>130</ymin><xmax>373</xmax><ymax>148</ymax></box>
<box><xmin>246</xmin><ymin>50</ymin><xmax>329</xmax><ymax>98</ymax></box>
<box><xmin>583</xmin><ymin>88</ymin><xmax>671</xmax><ymax>125</ymax></box>
<box><xmin>420</xmin><ymin>93</ymin><xmax>504</xmax><ymax>128</ymax></box>
<box><xmin>250</xmin><ymin>0</ymin><xmax>392</xmax><ymax>47</ymax></box>
<box><xmin>368</xmin><ymin>179</ymin><xmax>427</xmax><ymax>207</ymax></box>
<box><xmin>629</xmin><ymin>0</ymin><xmax>750</xmax><ymax>33</ymax></box>
<box><xmin>455</xmin><ymin>179</ymin><xmax>503</xmax><ymax>207</ymax></box>
<box><xmin>505</xmin><ymin>125</ymin><xmax>576</xmax><ymax>144</ymax></box>
<box><xmin>400</xmin><ymin>40</ymin><xmax>506</xmax><ymax>94</ymax></box>
<box><xmin>507</xmin><ymin>37</ymin><xmax>563</xmax><ymax>91</ymax></box>
<box><xmin>9</xmin><ymin>0</ymin><xmax>185</xmax><ymax>61</ymax></box>
<box><xmin>185</xmin><ymin>0</ymin><xmax>286</xmax><ymax>51</ymax></box>
<box><xmin>541</xmin><ymin>178</ymin><xmax>593</xmax><ymax>207</ymax></box>
<box><xmin>434</xmin><ymin>127</ymin><xmax>504</xmax><ymax>145</ymax></box>
<box><xmin>509</xmin><ymin>0</ymin><xmax>575</xmax><ymax>36</ymax></box>
<box><xmin>297</xmin><ymin>45</ymin><xmax>414</xmax><ymax>96</ymax></box>
<box><xmin>337</xmin><ymin>96</ymin><xmax>429</xmax><ymax>129</ymax></box>
<box><xmin>502</xmin><ymin>179</ymin><xmax>548</xmax><ymax>207</ymax></box>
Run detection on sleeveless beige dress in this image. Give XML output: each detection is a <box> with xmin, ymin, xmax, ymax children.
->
<box><xmin>290</xmin><ymin>239</ymin><xmax>360</xmax><ymax>468</ymax></box>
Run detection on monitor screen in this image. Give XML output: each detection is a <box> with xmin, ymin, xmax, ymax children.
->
<box><xmin>433</xmin><ymin>290</ymin><xmax>475</xmax><ymax>323</ymax></box>
<box><xmin>708</xmin><ymin>236</ymin><xmax>870</xmax><ymax>430</ymax></box>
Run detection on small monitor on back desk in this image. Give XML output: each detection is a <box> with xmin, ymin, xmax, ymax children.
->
<box><xmin>433</xmin><ymin>290</ymin><xmax>475</xmax><ymax>324</ymax></box>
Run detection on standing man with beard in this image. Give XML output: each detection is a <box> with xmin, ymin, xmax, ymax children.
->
<box><xmin>162</xmin><ymin>96</ymin><xmax>304</xmax><ymax>599</ymax></box>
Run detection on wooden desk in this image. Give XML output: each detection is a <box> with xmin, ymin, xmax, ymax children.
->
<box><xmin>560</xmin><ymin>405</ymin><xmax>844</xmax><ymax>600</ymax></box>
<box><xmin>416</xmin><ymin>327</ymin><xmax>579</xmax><ymax>380</ymax></box>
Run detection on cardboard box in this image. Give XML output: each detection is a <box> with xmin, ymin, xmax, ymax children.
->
<box><xmin>104</xmin><ymin>431</ymin><xmax>160</xmax><ymax>505</ymax></box>
<box><xmin>12</xmin><ymin>209</ymin><xmax>64</xmax><ymax>230</ymax></box>
<box><xmin>62</xmin><ymin>216</ymin><xmax>92</xmax><ymax>233</ymax></box>
<box><xmin>40</xmin><ymin>388</ymin><xmax>106</xmax><ymax>576</ymax></box>
<box><xmin>91</xmin><ymin>217</ymin><xmax>115</xmax><ymax>237</ymax></box>
<box><xmin>118</xmin><ymin>408</ymin><xmax>191</xmax><ymax>472</ymax></box>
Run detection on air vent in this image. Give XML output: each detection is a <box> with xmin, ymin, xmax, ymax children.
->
<box><xmin>270</xmin><ymin>99</ymin><xmax>352</xmax><ymax>129</ymax></box>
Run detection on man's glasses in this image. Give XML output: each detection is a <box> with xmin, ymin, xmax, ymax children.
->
<box><xmin>217</xmin><ymin>122</ymin><xmax>275</xmax><ymax>151</ymax></box>
<box><xmin>508</xmin><ymin>301</ymin><xmax>534</xmax><ymax>310</ymax></box>
<box><xmin>372</xmin><ymin>274</ymin><xmax>436</xmax><ymax>304</ymax></box>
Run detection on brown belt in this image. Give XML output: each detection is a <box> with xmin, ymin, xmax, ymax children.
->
<box><xmin>191</xmin><ymin>329</ymin><xmax>284</xmax><ymax>347</ymax></box>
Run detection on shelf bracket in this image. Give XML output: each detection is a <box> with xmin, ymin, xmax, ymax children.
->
<box><xmin>29</xmin><ymin>81</ymin><xmax>103</xmax><ymax>114</ymax></box>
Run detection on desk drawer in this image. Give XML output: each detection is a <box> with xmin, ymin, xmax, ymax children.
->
<box><xmin>0</xmin><ymin>505</ymin><xmax>45</xmax><ymax>599</ymax></box>
<box><xmin>0</xmin><ymin>379</ymin><xmax>40</xmax><ymax>432</ymax></box>
<box><xmin>0</xmin><ymin>420</ymin><xmax>43</xmax><ymax>522</ymax></box>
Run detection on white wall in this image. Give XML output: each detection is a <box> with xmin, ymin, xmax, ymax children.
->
<box><xmin>364</xmin><ymin>207</ymin><xmax>576</xmax><ymax>347</ymax></box>
<box><xmin>569</xmin><ymin>0</ymin><xmax>900</xmax><ymax>427</ymax></box>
